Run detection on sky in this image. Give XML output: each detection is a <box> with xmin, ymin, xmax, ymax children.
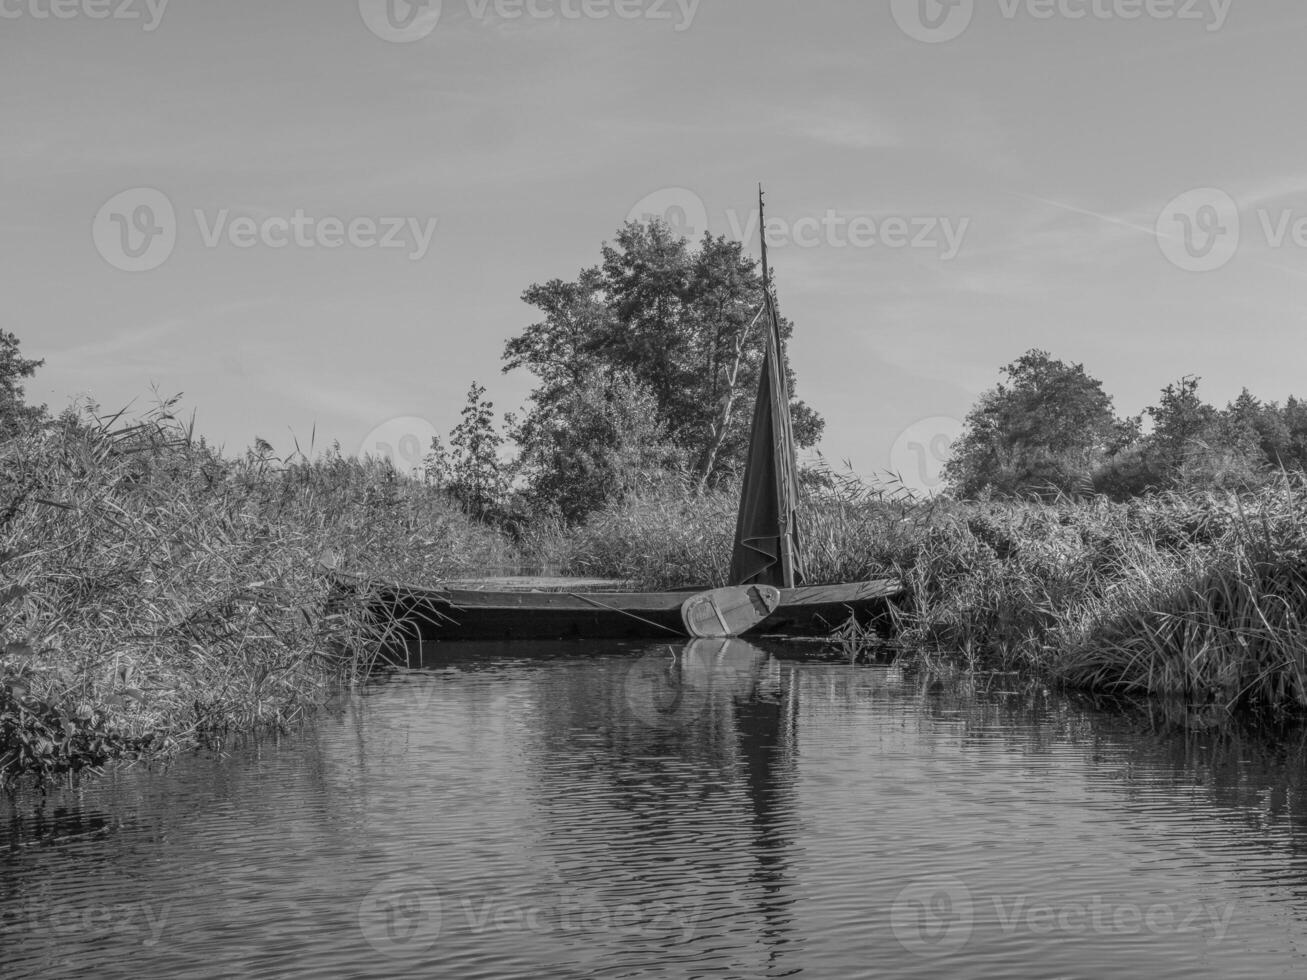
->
<box><xmin>6</xmin><ymin>0</ymin><xmax>1307</xmax><ymax>492</ymax></box>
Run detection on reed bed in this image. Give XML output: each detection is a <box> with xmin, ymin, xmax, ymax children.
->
<box><xmin>557</xmin><ymin>475</ymin><xmax>1307</xmax><ymax>717</ymax></box>
<box><xmin>1052</xmin><ymin>488</ymin><xmax>1307</xmax><ymax>711</ymax></box>
<box><xmin>0</xmin><ymin>403</ymin><xmax>519</xmax><ymax>787</ymax></box>
<box><xmin>8</xmin><ymin>404</ymin><xmax>1307</xmax><ymax>788</ymax></box>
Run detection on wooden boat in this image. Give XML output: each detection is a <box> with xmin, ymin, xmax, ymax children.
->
<box><xmin>368</xmin><ymin>578</ymin><xmax>901</xmax><ymax>643</ymax></box>
<box><xmin>361</xmin><ymin>187</ymin><xmax>902</xmax><ymax>644</ymax></box>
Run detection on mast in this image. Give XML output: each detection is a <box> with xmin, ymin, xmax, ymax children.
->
<box><xmin>729</xmin><ymin>186</ymin><xmax>804</xmax><ymax>588</ymax></box>
<box><xmin>761</xmin><ymin>186</ymin><xmax>796</xmax><ymax>587</ymax></box>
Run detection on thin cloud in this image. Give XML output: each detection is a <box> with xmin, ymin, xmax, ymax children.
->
<box><xmin>1011</xmin><ymin>192</ymin><xmax>1161</xmax><ymax>240</ymax></box>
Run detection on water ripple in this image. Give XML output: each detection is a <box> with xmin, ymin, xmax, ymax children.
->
<box><xmin>2</xmin><ymin>642</ymin><xmax>1307</xmax><ymax>978</ymax></box>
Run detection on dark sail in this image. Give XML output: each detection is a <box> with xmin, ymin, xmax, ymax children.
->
<box><xmin>729</xmin><ymin>188</ymin><xmax>804</xmax><ymax>588</ymax></box>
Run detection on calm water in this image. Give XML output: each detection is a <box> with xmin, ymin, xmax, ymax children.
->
<box><xmin>3</xmin><ymin>639</ymin><xmax>1307</xmax><ymax>979</ymax></box>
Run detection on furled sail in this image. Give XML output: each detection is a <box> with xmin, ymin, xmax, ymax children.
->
<box><xmin>729</xmin><ymin>188</ymin><xmax>804</xmax><ymax>589</ymax></box>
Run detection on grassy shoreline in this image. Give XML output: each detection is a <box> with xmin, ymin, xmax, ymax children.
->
<box><xmin>548</xmin><ymin>478</ymin><xmax>1307</xmax><ymax>714</ymax></box>
<box><xmin>0</xmin><ymin>406</ymin><xmax>518</xmax><ymax>789</ymax></box>
<box><xmin>5</xmin><ymin>409</ymin><xmax>1306</xmax><ymax>788</ymax></box>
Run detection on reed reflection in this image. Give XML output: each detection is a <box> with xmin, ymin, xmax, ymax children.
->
<box><xmin>818</xmin><ymin>664</ymin><xmax>1307</xmax><ymax>910</ymax></box>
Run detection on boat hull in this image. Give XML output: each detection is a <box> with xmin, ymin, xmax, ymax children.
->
<box><xmin>366</xmin><ymin>579</ymin><xmax>901</xmax><ymax>644</ymax></box>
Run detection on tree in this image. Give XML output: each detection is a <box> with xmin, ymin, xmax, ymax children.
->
<box><xmin>1096</xmin><ymin>378</ymin><xmax>1277</xmax><ymax>494</ymax></box>
<box><xmin>1218</xmin><ymin>388</ymin><xmax>1307</xmax><ymax>475</ymax></box>
<box><xmin>1223</xmin><ymin>389</ymin><xmax>1279</xmax><ymax>461</ymax></box>
<box><xmin>504</xmin><ymin>219</ymin><xmax>824</xmax><ymax>507</ymax></box>
<box><xmin>1202</xmin><ymin>388</ymin><xmax>1271</xmax><ymax>487</ymax></box>
<box><xmin>943</xmin><ymin>350</ymin><xmax>1134</xmax><ymax>498</ymax></box>
<box><xmin>0</xmin><ymin>330</ymin><xmax>46</xmax><ymax>437</ymax></box>
<box><xmin>1279</xmin><ymin>396</ymin><xmax>1307</xmax><ymax>470</ymax></box>
<box><xmin>505</xmin><ymin>269</ymin><xmax>610</xmax><ymax>395</ymax></box>
<box><xmin>422</xmin><ymin>434</ymin><xmax>450</xmax><ymax>487</ymax></box>
<box><xmin>1144</xmin><ymin>376</ymin><xmax>1217</xmax><ymax>474</ymax></box>
<box><xmin>512</xmin><ymin>368</ymin><xmax>684</xmax><ymax>522</ymax></box>
<box><xmin>1131</xmin><ymin>376</ymin><xmax>1263</xmax><ymax>490</ymax></box>
<box><xmin>444</xmin><ymin>383</ymin><xmax>507</xmax><ymax>520</ymax></box>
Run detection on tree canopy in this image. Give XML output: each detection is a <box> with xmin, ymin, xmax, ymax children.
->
<box><xmin>943</xmin><ymin>350</ymin><xmax>1136</xmax><ymax>499</ymax></box>
<box><xmin>945</xmin><ymin>351</ymin><xmax>1307</xmax><ymax>499</ymax></box>
<box><xmin>501</xmin><ymin>219</ymin><xmax>824</xmax><ymax>519</ymax></box>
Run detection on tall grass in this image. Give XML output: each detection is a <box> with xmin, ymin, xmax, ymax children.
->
<box><xmin>555</xmin><ymin>481</ymin><xmax>736</xmax><ymax>589</ymax></box>
<box><xmin>8</xmin><ymin>401</ymin><xmax>1306</xmax><ymax>790</ymax></box>
<box><xmin>556</xmin><ymin>472</ymin><xmax>1307</xmax><ymax>716</ymax></box>
<box><xmin>0</xmin><ymin>401</ymin><xmax>520</xmax><ymax>786</ymax></box>
<box><xmin>1053</xmin><ymin>484</ymin><xmax>1307</xmax><ymax>710</ymax></box>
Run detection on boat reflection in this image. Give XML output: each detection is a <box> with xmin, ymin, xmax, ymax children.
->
<box><xmin>512</xmin><ymin>638</ymin><xmax>805</xmax><ymax>973</ymax></box>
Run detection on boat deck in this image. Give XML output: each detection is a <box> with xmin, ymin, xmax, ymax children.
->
<box><xmin>438</xmin><ymin>576</ymin><xmax>639</xmax><ymax>592</ymax></box>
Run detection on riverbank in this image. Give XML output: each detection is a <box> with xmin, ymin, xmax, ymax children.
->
<box><xmin>6</xmin><ymin>409</ymin><xmax>1306</xmax><ymax>788</ymax></box>
<box><xmin>552</xmin><ymin>477</ymin><xmax>1307</xmax><ymax>715</ymax></box>
<box><xmin>0</xmin><ymin>405</ymin><xmax>519</xmax><ymax>788</ymax></box>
